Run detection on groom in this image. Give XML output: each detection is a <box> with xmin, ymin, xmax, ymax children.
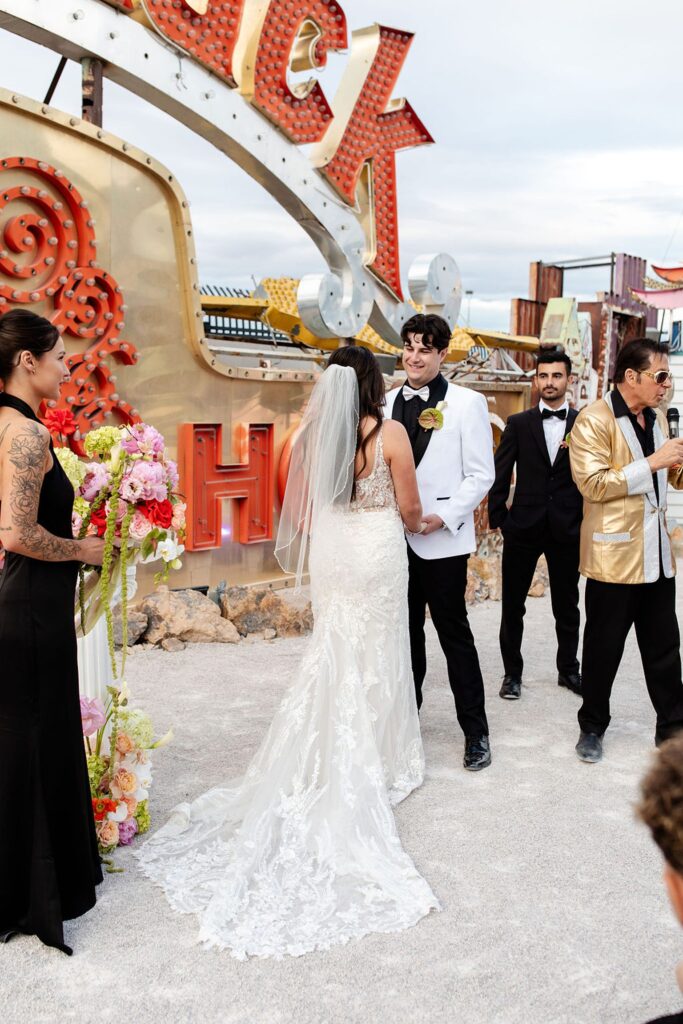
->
<box><xmin>385</xmin><ymin>313</ymin><xmax>495</xmax><ymax>770</ymax></box>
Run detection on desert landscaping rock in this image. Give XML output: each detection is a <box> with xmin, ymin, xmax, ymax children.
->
<box><xmin>112</xmin><ymin>607</ymin><xmax>148</xmax><ymax>649</ymax></box>
<box><xmin>141</xmin><ymin>586</ymin><xmax>240</xmax><ymax>645</ymax></box>
<box><xmin>220</xmin><ymin>585</ymin><xmax>313</xmax><ymax>637</ymax></box>
<box><xmin>161</xmin><ymin>637</ymin><xmax>186</xmax><ymax>653</ymax></box>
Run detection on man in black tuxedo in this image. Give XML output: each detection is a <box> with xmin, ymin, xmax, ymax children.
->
<box><xmin>488</xmin><ymin>349</ymin><xmax>583</xmax><ymax>700</ymax></box>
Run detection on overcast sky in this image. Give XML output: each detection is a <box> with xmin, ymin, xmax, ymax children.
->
<box><xmin>2</xmin><ymin>0</ymin><xmax>683</xmax><ymax>331</ymax></box>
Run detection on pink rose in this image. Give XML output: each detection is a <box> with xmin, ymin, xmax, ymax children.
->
<box><xmin>80</xmin><ymin>696</ymin><xmax>106</xmax><ymax>737</ymax></box>
<box><xmin>171</xmin><ymin>501</ymin><xmax>186</xmax><ymax>532</ymax></box>
<box><xmin>118</xmin><ymin>818</ymin><xmax>139</xmax><ymax>846</ymax></box>
<box><xmin>128</xmin><ymin>510</ymin><xmax>153</xmax><ymax>541</ymax></box>
<box><xmin>96</xmin><ymin>819</ymin><xmax>119</xmax><ymax>849</ymax></box>
<box><xmin>123</xmin><ymin>796</ymin><xmax>138</xmax><ymax>817</ymax></box>
<box><xmin>105</xmin><ymin>497</ymin><xmax>129</xmax><ymax>524</ymax></box>
<box><xmin>115</xmin><ymin>732</ymin><xmax>135</xmax><ymax>756</ymax></box>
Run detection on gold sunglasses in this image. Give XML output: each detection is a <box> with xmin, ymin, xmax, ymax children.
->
<box><xmin>639</xmin><ymin>369</ymin><xmax>673</xmax><ymax>386</ymax></box>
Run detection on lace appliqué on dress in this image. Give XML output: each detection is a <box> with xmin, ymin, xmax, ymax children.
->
<box><xmin>136</xmin><ymin>424</ymin><xmax>439</xmax><ymax>959</ymax></box>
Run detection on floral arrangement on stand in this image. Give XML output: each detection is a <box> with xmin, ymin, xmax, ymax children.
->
<box><xmin>54</xmin><ymin>421</ymin><xmax>186</xmax><ymax>678</ymax></box>
<box><xmin>80</xmin><ymin>688</ymin><xmax>172</xmax><ymax>863</ymax></box>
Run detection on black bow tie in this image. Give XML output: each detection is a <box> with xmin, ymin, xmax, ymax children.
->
<box><xmin>541</xmin><ymin>408</ymin><xmax>567</xmax><ymax>421</ymax></box>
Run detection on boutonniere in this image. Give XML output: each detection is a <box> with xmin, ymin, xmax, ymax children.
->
<box><xmin>418</xmin><ymin>401</ymin><xmax>448</xmax><ymax>431</ymax></box>
<box><xmin>559</xmin><ymin>432</ymin><xmax>571</xmax><ymax>450</ymax></box>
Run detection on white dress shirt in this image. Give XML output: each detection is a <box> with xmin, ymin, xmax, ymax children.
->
<box><xmin>539</xmin><ymin>400</ymin><xmax>569</xmax><ymax>463</ymax></box>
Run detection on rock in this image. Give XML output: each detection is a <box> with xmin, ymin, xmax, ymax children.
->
<box><xmin>466</xmin><ymin>554</ymin><xmax>502</xmax><ymax>603</ymax></box>
<box><xmin>220</xmin><ymin>586</ymin><xmax>313</xmax><ymax>637</ymax></box>
<box><xmin>161</xmin><ymin>637</ymin><xmax>186</xmax><ymax>653</ymax></box>
<box><xmin>528</xmin><ymin>555</ymin><xmax>549</xmax><ymax>598</ymax></box>
<box><xmin>264</xmin><ymin>628</ymin><xmax>277</xmax><ymax>640</ymax></box>
<box><xmin>671</xmin><ymin>524</ymin><xmax>683</xmax><ymax>557</ymax></box>
<box><xmin>141</xmin><ymin>586</ymin><xmax>240</xmax><ymax>645</ymax></box>
<box><xmin>244</xmin><ymin>631</ymin><xmax>266</xmax><ymax>643</ymax></box>
<box><xmin>527</xmin><ymin>582</ymin><xmax>545</xmax><ymax>598</ymax></box>
<box><xmin>112</xmin><ymin>608</ymin><xmax>149</xmax><ymax>649</ymax></box>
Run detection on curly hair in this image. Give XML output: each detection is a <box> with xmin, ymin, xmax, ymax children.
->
<box><xmin>638</xmin><ymin>734</ymin><xmax>683</xmax><ymax>873</ymax></box>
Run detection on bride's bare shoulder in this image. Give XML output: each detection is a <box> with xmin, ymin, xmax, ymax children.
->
<box><xmin>381</xmin><ymin>419</ymin><xmax>410</xmax><ymax>450</ymax></box>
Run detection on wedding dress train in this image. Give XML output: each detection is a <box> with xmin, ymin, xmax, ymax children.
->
<box><xmin>136</xmin><ymin>429</ymin><xmax>439</xmax><ymax>958</ymax></box>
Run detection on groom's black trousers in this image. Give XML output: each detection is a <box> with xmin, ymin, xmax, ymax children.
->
<box><xmin>407</xmin><ymin>548</ymin><xmax>489</xmax><ymax>737</ymax></box>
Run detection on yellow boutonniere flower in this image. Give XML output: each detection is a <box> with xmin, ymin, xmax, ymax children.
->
<box><xmin>418</xmin><ymin>400</ymin><xmax>448</xmax><ymax>431</ymax></box>
<box><xmin>560</xmin><ymin>431</ymin><xmax>571</xmax><ymax>449</ymax></box>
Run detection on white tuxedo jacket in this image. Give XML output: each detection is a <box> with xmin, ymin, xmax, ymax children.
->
<box><xmin>385</xmin><ymin>381</ymin><xmax>495</xmax><ymax>560</ymax></box>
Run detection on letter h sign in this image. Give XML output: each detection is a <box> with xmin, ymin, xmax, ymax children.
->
<box><xmin>179</xmin><ymin>422</ymin><xmax>274</xmax><ymax>550</ymax></box>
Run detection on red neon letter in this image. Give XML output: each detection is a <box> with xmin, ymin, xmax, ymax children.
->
<box><xmin>141</xmin><ymin>0</ymin><xmax>246</xmax><ymax>86</ymax></box>
<box><xmin>179</xmin><ymin>422</ymin><xmax>274</xmax><ymax>550</ymax></box>
<box><xmin>251</xmin><ymin>0</ymin><xmax>348</xmax><ymax>144</ymax></box>
<box><xmin>317</xmin><ymin>26</ymin><xmax>433</xmax><ymax>299</ymax></box>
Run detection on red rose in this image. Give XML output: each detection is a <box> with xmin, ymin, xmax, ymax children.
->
<box><xmin>141</xmin><ymin>499</ymin><xmax>173</xmax><ymax>529</ymax></box>
<box><xmin>42</xmin><ymin>408</ymin><xmax>77</xmax><ymax>438</ymax></box>
<box><xmin>89</xmin><ymin>504</ymin><xmax>108</xmax><ymax>537</ymax></box>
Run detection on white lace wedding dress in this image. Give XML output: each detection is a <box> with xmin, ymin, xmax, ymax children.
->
<box><xmin>136</xmin><ymin>428</ymin><xmax>439</xmax><ymax>958</ymax></box>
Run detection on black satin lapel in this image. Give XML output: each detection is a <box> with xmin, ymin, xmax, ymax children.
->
<box><xmin>391</xmin><ymin>387</ymin><xmax>406</xmax><ymax>424</ymax></box>
<box><xmin>413</xmin><ymin>376</ymin><xmax>449</xmax><ymax>469</ymax></box>
<box><xmin>529</xmin><ymin>406</ymin><xmax>551</xmax><ymax>466</ymax></box>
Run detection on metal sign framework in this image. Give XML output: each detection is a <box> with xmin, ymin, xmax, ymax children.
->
<box><xmin>0</xmin><ymin>0</ymin><xmax>464</xmax><ymax>347</ymax></box>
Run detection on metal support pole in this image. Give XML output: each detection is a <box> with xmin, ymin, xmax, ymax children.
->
<box><xmin>81</xmin><ymin>57</ymin><xmax>103</xmax><ymax>127</ymax></box>
<box><xmin>44</xmin><ymin>56</ymin><xmax>67</xmax><ymax>105</ymax></box>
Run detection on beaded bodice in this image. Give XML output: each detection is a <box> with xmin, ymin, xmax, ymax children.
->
<box><xmin>351</xmin><ymin>427</ymin><xmax>398</xmax><ymax>513</ymax></box>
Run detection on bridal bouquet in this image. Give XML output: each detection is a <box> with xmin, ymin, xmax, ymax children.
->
<box><xmin>56</xmin><ymin>423</ymin><xmax>186</xmax><ymax>676</ymax></box>
<box><xmin>80</xmin><ymin>687</ymin><xmax>172</xmax><ymax>861</ymax></box>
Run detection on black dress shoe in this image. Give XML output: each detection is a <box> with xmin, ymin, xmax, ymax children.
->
<box><xmin>558</xmin><ymin>671</ymin><xmax>582</xmax><ymax>695</ymax></box>
<box><xmin>499</xmin><ymin>675</ymin><xmax>522</xmax><ymax>700</ymax></box>
<box><xmin>464</xmin><ymin>735</ymin><xmax>491</xmax><ymax>771</ymax></box>
<box><xmin>575</xmin><ymin>731</ymin><xmax>603</xmax><ymax>763</ymax></box>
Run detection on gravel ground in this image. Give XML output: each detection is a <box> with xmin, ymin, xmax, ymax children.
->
<box><xmin>3</xmin><ymin>583</ymin><xmax>682</xmax><ymax>1024</ymax></box>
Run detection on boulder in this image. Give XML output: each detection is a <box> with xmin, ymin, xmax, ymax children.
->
<box><xmin>161</xmin><ymin>637</ymin><xmax>186</xmax><ymax>653</ymax></box>
<box><xmin>141</xmin><ymin>587</ymin><xmax>240</xmax><ymax>645</ymax></box>
<box><xmin>220</xmin><ymin>586</ymin><xmax>313</xmax><ymax>637</ymax></box>
<box><xmin>466</xmin><ymin>554</ymin><xmax>502</xmax><ymax>603</ymax></box>
<box><xmin>112</xmin><ymin>608</ymin><xmax>149</xmax><ymax>649</ymax></box>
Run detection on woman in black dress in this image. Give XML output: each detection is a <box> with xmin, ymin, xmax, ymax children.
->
<box><xmin>0</xmin><ymin>309</ymin><xmax>106</xmax><ymax>955</ymax></box>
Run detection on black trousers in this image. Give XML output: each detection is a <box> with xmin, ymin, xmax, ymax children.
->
<box><xmin>579</xmin><ymin>574</ymin><xmax>683</xmax><ymax>742</ymax></box>
<box><xmin>499</xmin><ymin>536</ymin><xmax>580</xmax><ymax>678</ymax></box>
<box><xmin>407</xmin><ymin>547</ymin><xmax>488</xmax><ymax>738</ymax></box>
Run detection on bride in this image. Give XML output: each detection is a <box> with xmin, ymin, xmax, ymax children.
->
<box><xmin>136</xmin><ymin>346</ymin><xmax>440</xmax><ymax>958</ymax></box>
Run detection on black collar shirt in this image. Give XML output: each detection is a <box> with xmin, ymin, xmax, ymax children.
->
<box><xmin>612</xmin><ymin>386</ymin><xmax>659</xmax><ymax>500</ymax></box>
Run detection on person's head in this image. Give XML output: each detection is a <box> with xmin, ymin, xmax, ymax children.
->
<box><xmin>613</xmin><ymin>337</ymin><xmax>671</xmax><ymax>410</ymax></box>
<box><xmin>0</xmin><ymin>309</ymin><xmax>68</xmax><ymax>402</ymax></box>
<box><xmin>400</xmin><ymin>313</ymin><xmax>451</xmax><ymax>389</ymax></box>
<box><xmin>638</xmin><ymin>735</ymin><xmax>683</xmax><ymax>929</ymax></box>
<box><xmin>535</xmin><ymin>348</ymin><xmax>573</xmax><ymax>406</ymax></box>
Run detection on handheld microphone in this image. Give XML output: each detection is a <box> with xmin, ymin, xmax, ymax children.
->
<box><xmin>668</xmin><ymin>407</ymin><xmax>680</xmax><ymax>439</ymax></box>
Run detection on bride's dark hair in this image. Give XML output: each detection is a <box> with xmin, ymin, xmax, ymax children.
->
<box><xmin>327</xmin><ymin>346</ymin><xmax>385</xmax><ymax>490</ymax></box>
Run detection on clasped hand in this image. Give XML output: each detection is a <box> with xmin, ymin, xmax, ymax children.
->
<box><xmin>410</xmin><ymin>514</ymin><xmax>444</xmax><ymax>536</ymax></box>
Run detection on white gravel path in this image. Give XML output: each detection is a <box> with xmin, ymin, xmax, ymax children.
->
<box><xmin>3</xmin><ymin>583</ymin><xmax>682</xmax><ymax>1024</ymax></box>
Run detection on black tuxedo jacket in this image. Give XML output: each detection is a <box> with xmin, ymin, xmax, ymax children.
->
<box><xmin>488</xmin><ymin>405</ymin><xmax>582</xmax><ymax>544</ymax></box>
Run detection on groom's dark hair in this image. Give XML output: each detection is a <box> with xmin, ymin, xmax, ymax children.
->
<box><xmin>400</xmin><ymin>313</ymin><xmax>452</xmax><ymax>352</ymax></box>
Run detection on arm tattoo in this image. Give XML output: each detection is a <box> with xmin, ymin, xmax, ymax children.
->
<box><xmin>7</xmin><ymin>422</ymin><xmax>80</xmax><ymax>561</ymax></box>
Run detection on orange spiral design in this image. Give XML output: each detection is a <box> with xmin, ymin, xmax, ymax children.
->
<box><xmin>0</xmin><ymin>157</ymin><xmax>140</xmax><ymax>452</ymax></box>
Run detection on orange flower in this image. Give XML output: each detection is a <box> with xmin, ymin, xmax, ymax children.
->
<box><xmin>92</xmin><ymin>796</ymin><xmax>117</xmax><ymax>822</ymax></box>
<box><xmin>111</xmin><ymin>767</ymin><xmax>138</xmax><ymax>799</ymax></box>
<box><xmin>115</xmin><ymin>732</ymin><xmax>135</xmax><ymax>756</ymax></box>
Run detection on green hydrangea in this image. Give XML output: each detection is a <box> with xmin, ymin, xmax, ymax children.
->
<box><xmin>56</xmin><ymin>448</ymin><xmax>87</xmax><ymax>490</ymax></box>
<box><xmin>73</xmin><ymin>496</ymin><xmax>90</xmax><ymax>519</ymax></box>
<box><xmin>135</xmin><ymin>800</ymin><xmax>151</xmax><ymax>835</ymax></box>
<box><xmin>86</xmin><ymin>754</ymin><xmax>108</xmax><ymax>797</ymax></box>
<box><xmin>118</xmin><ymin>707</ymin><xmax>154</xmax><ymax>749</ymax></box>
<box><xmin>84</xmin><ymin>426</ymin><xmax>124</xmax><ymax>458</ymax></box>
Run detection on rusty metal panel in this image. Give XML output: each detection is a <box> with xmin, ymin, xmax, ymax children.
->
<box><xmin>529</xmin><ymin>262</ymin><xmax>563</xmax><ymax>304</ymax></box>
